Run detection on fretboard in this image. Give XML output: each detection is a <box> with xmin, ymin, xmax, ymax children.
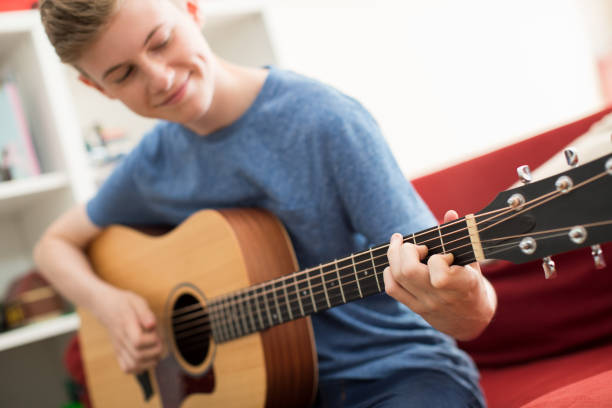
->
<box><xmin>209</xmin><ymin>217</ymin><xmax>476</xmax><ymax>343</ymax></box>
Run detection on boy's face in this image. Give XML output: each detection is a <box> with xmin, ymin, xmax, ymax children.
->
<box><xmin>77</xmin><ymin>0</ymin><xmax>214</xmax><ymax>124</ymax></box>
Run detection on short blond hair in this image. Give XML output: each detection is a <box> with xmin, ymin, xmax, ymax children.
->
<box><xmin>39</xmin><ymin>0</ymin><xmax>121</xmax><ymax>64</ymax></box>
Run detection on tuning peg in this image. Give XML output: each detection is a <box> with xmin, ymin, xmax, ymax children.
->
<box><xmin>591</xmin><ymin>244</ymin><xmax>607</xmax><ymax>270</ymax></box>
<box><xmin>542</xmin><ymin>256</ymin><xmax>557</xmax><ymax>279</ymax></box>
<box><xmin>517</xmin><ymin>165</ymin><xmax>532</xmax><ymax>184</ymax></box>
<box><xmin>564</xmin><ymin>148</ymin><xmax>578</xmax><ymax>167</ymax></box>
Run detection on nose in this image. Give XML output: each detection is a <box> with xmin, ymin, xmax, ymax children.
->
<box><xmin>143</xmin><ymin>58</ymin><xmax>175</xmax><ymax>95</ymax></box>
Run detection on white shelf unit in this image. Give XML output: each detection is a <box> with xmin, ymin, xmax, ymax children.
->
<box><xmin>0</xmin><ymin>4</ymin><xmax>278</xmax><ymax>406</ymax></box>
<box><xmin>0</xmin><ymin>9</ymin><xmax>93</xmax><ymax>407</ymax></box>
<box><xmin>0</xmin><ymin>312</ymin><xmax>79</xmax><ymax>352</ymax></box>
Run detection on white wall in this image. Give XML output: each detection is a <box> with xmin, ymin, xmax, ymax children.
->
<box><xmin>264</xmin><ymin>0</ymin><xmax>605</xmax><ymax>178</ymax></box>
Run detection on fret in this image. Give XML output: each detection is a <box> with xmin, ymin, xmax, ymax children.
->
<box><xmin>255</xmin><ymin>285</ymin><xmax>272</xmax><ymax>329</ymax></box>
<box><xmin>334</xmin><ymin>259</ymin><xmax>346</xmax><ymax>304</ymax></box>
<box><xmin>353</xmin><ymin>251</ymin><xmax>380</xmax><ymax>297</ymax></box>
<box><xmin>370</xmin><ymin>244</ymin><xmax>389</xmax><ymax>287</ymax></box>
<box><xmin>437</xmin><ymin>225</ymin><xmax>446</xmax><ymax>253</ymax></box>
<box><xmin>245</xmin><ymin>288</ymin><xmax>262</xmax><ymax>332</ymax></box>
<box><xmin>336</xmin><ymin>257</ymin><xmax>361</xmax><ymax>302</ymax></box>
<box><xmin>236</xmin><ymin>290</ymin><xmax>253</xmax><ymax>335</ymax></box>
<box><xmin>441</xmin><ymin>218</ymin><xmax>475</xmax><ymax>265</ymax></box>
<box><xmin>319</xmin><ymin>266</ymin><xmax>331</xmax><ymax>308</ymax></box>
<box><xmin>308</xmin><ymin>268</ymin><xmax>328</xmax><ymax>311</ymax></box>
<box><xmin>215</xmin><ymin>297</ymin><xmax>228</xmax><ymax>341</ymax></box>
<box><xmin>368</xmin><ymin>247</ymin><xmax>382</xmax><ymax>292</ymax></box>
<box><xmin>270</xmin><ymin>281</ymin><xmax>285</xmax><ymax>324</ymax></box>
<box><xmin>411</xmin><ymin>232</ymin><xmax>417</xmax><ymax>245</ymax></box>
<box><xmin>280</xmin><ymin>276</ymin><xmax>294</xmax><ymax>321</ymax></box>
<box><xmin>209</xmin><ymin>300</ymin><xmax>224</xmax><ymax>342</ymax></box>
<box><xmin>229</xmin><ymin>294</ymin><xmax>244</xmax><ymax>338</ymax></box>
<box><xmin>272</xmin><ymin>279</ymin><xmax>291</xmax><ymax>323</ymax></box>
<box><xmin>265</xmin><ymin>282</ymin><xmax>281</xmax><ymax>326</ymax></box>
<box><xmin>219</xmin><ymin>299</ymin><xmax>231</xmax><ymax>342</ymax></box>
<box><xmin>416</xmin><ymin>227</ymin><xmax>443</xmax><ymax>259</ymax></box>
<box><xmin>296</xmin><ymin>272</ymin><xmax>316</xmax><ymax>315</ymax></box>
<box><xmin>221</xmin><ymin>296</ymin><xmax>236</xmax><ymax>340</ymax></box>
<box><xmin>233</xmin><ymin>292</ymin><xmax>249</xmax><ymax>337</ymax></box>
<box><xmin>321</xmin><ymin>262</ymin><xmax>344</xmax><ymax>308</ymax></box>
<box><xmin>291</xmin><ymin>274</ymin><xmax>306</xmax><ymax>316</ymax></box>
<box><xmin>350</xmin><ymin>254</ymin><xmax>363</xmax><ymax>298</ymax></box>
<box><xmin>250</xmin><ymin>287</ymin><xmax>264</xmax><ymax>331</ymax></box>
<box><xmin>306</xmin><ymin>271</ymin><xmax>318</xmax><ymax>312</ymax></box>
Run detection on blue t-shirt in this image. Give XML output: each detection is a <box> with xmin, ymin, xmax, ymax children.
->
<box><xmin>87</xmin><ymin>66</ymin><xmax>483</xmax><ymax>404</ymax></box>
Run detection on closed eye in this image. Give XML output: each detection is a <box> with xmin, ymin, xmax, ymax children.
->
<box><xmin>152</xmin><ymin>31</ymin><xmax>173</xmax><ymax>52</ymax></box>
<box><xmin>115</xmin><ymin>66</ymin><xmax>134</xmax><ymax>83</ymax></box>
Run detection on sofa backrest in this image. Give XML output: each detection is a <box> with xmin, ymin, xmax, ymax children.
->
<box><xmin>412</xmin><ymin>107</ymin><xmax>612</xmax><ymax>368</ymax></box>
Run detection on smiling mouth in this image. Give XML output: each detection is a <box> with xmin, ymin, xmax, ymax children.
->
<box><xmin>159</xmin><ymin>73</ymin><xmax>191</xmax><ymax>107</ymax></box>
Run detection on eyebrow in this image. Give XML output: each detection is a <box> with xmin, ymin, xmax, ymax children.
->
<box><xmin>101</xmin><ymin>24</ymin><xmax>164</xmax><ymax>80</ymax></box>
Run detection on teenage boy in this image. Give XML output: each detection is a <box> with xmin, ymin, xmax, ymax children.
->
<box><xmin>35</xmin><ymin>0</ymin><xmax>496</xmax><ymax>406</ymax></box>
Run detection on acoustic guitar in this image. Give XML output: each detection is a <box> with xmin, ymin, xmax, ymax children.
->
<box><xmin>80</xmin><ymin>153</ymin><xmax>612</xmax><ymax>407</ymax></box>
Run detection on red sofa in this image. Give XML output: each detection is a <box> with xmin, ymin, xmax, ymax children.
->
<box><xmin>412</xmin><ymin>107</ymin><xmax>612</xmax><ymax>407</ymax></box>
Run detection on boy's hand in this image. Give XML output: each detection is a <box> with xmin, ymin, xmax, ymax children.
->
<box><xmin>93</xmin><ymin>288</ymin><xmax>164</xmax><ymax>374</ymax></box>
<box><xmin>383</xmin><ymin>210</ymin><xmax>497</xmax><ymax>341</ymax></box>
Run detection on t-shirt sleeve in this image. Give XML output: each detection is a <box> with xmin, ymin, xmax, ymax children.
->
<box><xmin>86</xmin><ymin>135</ymin><xmax>159</xmax><ymax>228</ymax></box>
<box><xmin>325</xmin><ymin>103</ymin><xmax>437</xmax><ymax>245</ymax></box>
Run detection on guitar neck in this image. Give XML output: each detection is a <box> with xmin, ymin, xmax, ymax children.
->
<box><xmin>208</xmin><ymin>218</ymin><xmax>478</xmax><ymax>343</ymax></box>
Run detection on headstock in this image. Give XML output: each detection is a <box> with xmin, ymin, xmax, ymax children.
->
<box><xmin>473</xmin><ymin>152</ymin><xmax>612</xmax><ymax>275</ymax></box>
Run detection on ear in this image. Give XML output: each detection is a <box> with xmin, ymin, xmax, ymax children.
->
<box><xmin>186</xmin><ymin>0</ymin><xmax>204</xmax><ymax>27</ymax></box>
<box><xmin>78</xmin><ymin>74</ymin><xmax>115</xmax><ymax>99</ymax></box>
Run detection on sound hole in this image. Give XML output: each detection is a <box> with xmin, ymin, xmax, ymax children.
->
<box><xmin>171</xmin><ymin>293</ymin><xmax>210</xmax><ymax>366</ymax></box>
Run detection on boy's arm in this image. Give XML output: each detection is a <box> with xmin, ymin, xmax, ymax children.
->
<box><xmin>34</xmin><ymin>204</ymin><xmax>163</xmax><ymax>373</ymax></box>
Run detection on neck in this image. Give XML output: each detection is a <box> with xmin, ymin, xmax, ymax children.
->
<box><xmin>205</xmin><ymin>217</ymin><xmax>478</xmax><ymax>343</ymax></box>
<box><xmin>184</xmin><ymin>58</ymin><xmax>268</xmax><ymax>136</ymax></box>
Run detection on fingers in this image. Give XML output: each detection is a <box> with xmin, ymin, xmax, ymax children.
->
<box><xmin>444</xmin><ymin>209</ymin><xmax>459</xmax><ymax>223</ymax></box>
<box><xmin>428</xmin><ymin>254</ymin><xmax>480</xmax><ymax>292</ymax></box>
<box><xmin>385</xmin><ymin>233</ymin><xmax>432</xmax><ymax>306</ymax></box>
<box><xmin>113</xmin><ymin>294</ymin><xmax>163</xmax><ymax>374</ymax></box>
<box><xmin>130</xmin><ymin>294</ymin><xmax>157</xmax><ymax>331</ymax></box>
<box><xmin>387</xmin><ymin>234</ymin><xmax>427</xmax><ymax>285</ymax></box>
<box><xmin>119</xmin><ymin>321</ymin><xmax>163</xmax><ymax>373</ymax></box>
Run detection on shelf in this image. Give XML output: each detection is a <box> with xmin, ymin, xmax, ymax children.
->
<box><xmin>0</xmin><ymin>172</ymin><xmax>69</xmax><ymax>213</ymax></box>
<box><xmin>0</xmin><ymin>312</ymin><xmax>79</xmax><ymax>352</ymax></box>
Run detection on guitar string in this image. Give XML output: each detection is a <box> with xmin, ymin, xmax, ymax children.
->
<box><xmin>475</xmin><ymin>170</ymin><xmax>609</xmax><ymax>237</ymax></box>
<box><xmin>175</xmin><ymin>166</ymin><xmax>608</xmax><ymax>326</ymax></box>
<box><xmin>177</xmin><ymin>217</ymin><xmax>612</xmax><ymax>349</ymax></box>
<box><xmin>174</xmin><ymin>217</ymin><xmax>612</xmax><ymax>342</ymax></box>
<box><xmin>181</xmin><ymin>220</ymin><xmax>612</xmax><ymax>342</ymax></box>
<box><xmin>173</xmin><ymin>183</ymin><xmax>561</xmax><ymax>323</ymax></box>
<box><xmin>173</xmin><ymin>185</ymin><xmax>563</xmax><ymax>320</ymax></box>
<box><xmin>177</xmin><ymin>197</ymin><xmax>591</xmax><ymax>338</ymax></box>
<box><xmin>186</xmin><ymin>206</ymin><xmax>581</xmax><ymax>339</ymax></box>
<box><xmin>176</xmin><ymin>224</ymin><xmax>584</xmax><ymax>347</ymax></box>
<box><xmin>173</xmin><ymin>203</ymin><xmax>514</xmax><ymax>322</ymax></box>
<box><xmin>176</xmin><ymin>267</ymin><xmax>416</xmax><ymax>350</ymax></box>
<box><xmin>170</xmin><ymin>205</ymin><xmax>515</xmax><ymax>318</ymax></box>
<box><xmin>175</xmin><ymin>168</ymin><xmax>610</xmax><ymax>339</ymax></box>
<box><xmin>451</xmin><ymin>219</ymin><xmax>612</xmax><ymax>260</ymax></box>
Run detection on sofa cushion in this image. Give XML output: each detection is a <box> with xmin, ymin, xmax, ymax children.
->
<box><xmin>479</xmin><ymin>343</ymin><xmax>612</xmax><ymax>408</ymax></box>
<box><xmin>411</xmin><ymin>107</ymin><xmax>612</xmax><ymax>368</ymax></box>
<box><xmin>461</xmin><ymin>246</ymin><xmax>612</xmax><ymax>367</ymax></box>
<box><xmin>521</xmin><ymin>369</ymin><xmax>612</xmax><ymax>408</ymax></box>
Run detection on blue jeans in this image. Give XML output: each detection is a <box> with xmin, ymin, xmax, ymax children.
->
<box><xmin>313</xmin><ymin>369</ymin><xmax>484</xmax><ymax>408</ymax></box>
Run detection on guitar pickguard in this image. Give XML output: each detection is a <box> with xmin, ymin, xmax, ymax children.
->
<box><xmin>154</xmin><ymin>354</ymin><xmax>216</xmax><ymax>408</ymax></box>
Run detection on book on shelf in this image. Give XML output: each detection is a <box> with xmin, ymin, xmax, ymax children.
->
<box><xmin>0</xmin><ymin>79</ymin><xmax>41</xmax><ymax>182</ymax></box>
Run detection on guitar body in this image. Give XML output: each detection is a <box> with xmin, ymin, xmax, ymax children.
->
<box><xmin>79</xmin><ymin>209</ymin><xmax>318</xmax><ymax>408</ymax></box>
